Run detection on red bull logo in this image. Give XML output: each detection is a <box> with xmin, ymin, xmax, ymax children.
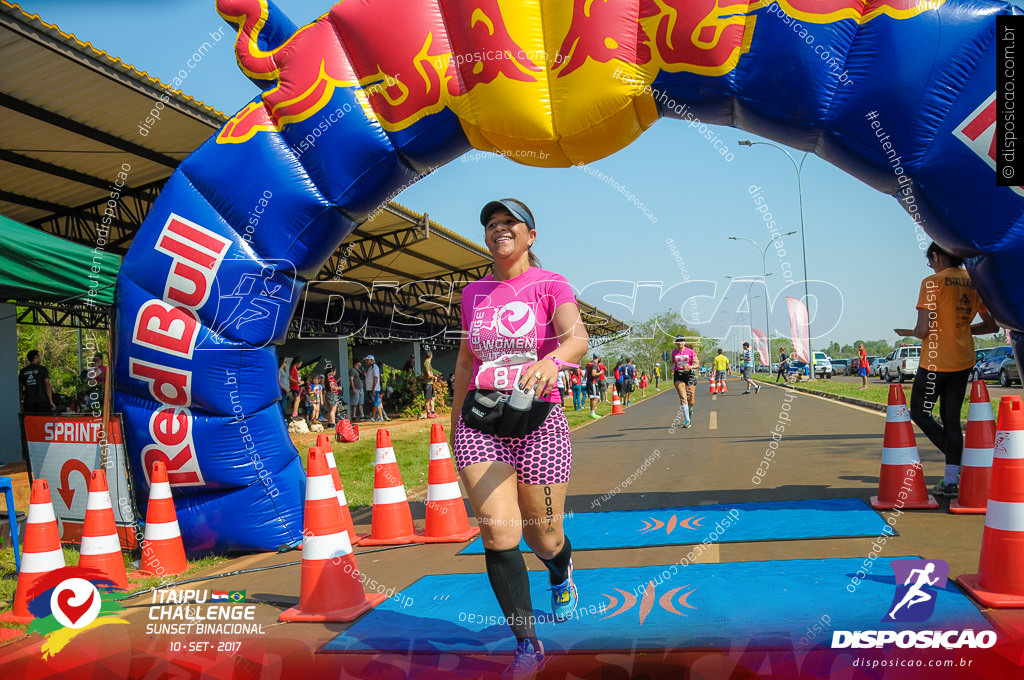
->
<box><xmin>215</xmin><ymin>0</ymin><xmax>945</xmax><ymax>155</ymax></box>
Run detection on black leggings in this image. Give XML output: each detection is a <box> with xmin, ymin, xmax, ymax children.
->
<box><xmin>909</xmin><ymin>367</ymin><xmax>971</xmax><ymax>466</ymax></box>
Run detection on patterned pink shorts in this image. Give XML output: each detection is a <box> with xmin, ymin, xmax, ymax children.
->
<box><xmin>453</xmin><ymin>406</ymin><xmax>573</xmax><ymax>484</ymax></box>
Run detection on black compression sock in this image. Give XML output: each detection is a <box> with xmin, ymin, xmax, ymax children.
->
<box><xmin>484</xmin><ymin>547</ymin><xmax>535</xmax><ymax>642</ymax></box>
<box><xmin>539</xmin><ymin>536</ymin><xmax>572</xmax><ymax>585</ymax></box>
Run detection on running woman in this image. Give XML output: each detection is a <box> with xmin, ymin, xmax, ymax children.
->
<box><xmin>671</xmin><ymin>337</ymin><xmax>699</xmax><ymax>427</ymax></box>
<box><xmin>451</xmin><ymin>199</ymin><xmax>588</xmax><ymax>677</ymax></box>
<box><xmin>740</xmin><ymin>342</ymin><xmax>759</xmax><ymax>394</ymax></box>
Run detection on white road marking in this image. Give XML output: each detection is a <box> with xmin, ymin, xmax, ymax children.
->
<box><xmin>709</xmin><ymin>411</ymin><xmax>718</xmax><ymax>430</ymax></box>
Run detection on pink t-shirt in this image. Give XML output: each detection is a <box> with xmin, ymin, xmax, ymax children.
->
<box><xmin>672</xmin><ymin>347</ymin><xmax>697</xmax><ymax>370</ymax></box>
<box><xmin>461</xmin><ymin>267</ymin><xmax>576</xmax><ymax>404</ymax></box>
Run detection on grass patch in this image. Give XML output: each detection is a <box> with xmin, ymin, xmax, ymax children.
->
<box><xmin>758</xmin><ymin>377</ymin><xmax>1000</xmax><ymax>421</ymax></box>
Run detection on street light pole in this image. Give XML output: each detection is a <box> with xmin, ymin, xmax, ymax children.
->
<box><xmin>729</xmin><ymin>233</ymin><xmax>795</xmax><ymax>359</ymax></box>
<box><xmin>738</xmin><ymin>140</ymin><xmax>813</xmax><ymax>377</ymax></box>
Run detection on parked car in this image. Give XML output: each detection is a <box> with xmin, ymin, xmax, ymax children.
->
<box><xmin>999</xmin><ymin>356</ymin><xmax>1020</xmax><ymax>387</ymax></box>
<box><xmin>882</xmin><ymin>345</ymin><xmax>921</xmax><ymax>383</ymax></box>
<box><xmin>831</xmin><ymin>359</ymin><xmax>850</xmax><ymax>375</ymax></box>
<box><xmin>972</xmin><ymin>345</ymin><xmax>1014</xmax><ymax>382</ymax></box>
<box><xmin>811</xmin><ymin>351</ymin><xmax>833</xmax><ymax>379</ymax></box>
<box><xmin>871</xmin><ymin>356</ymin><xmax>888</xmax><ymax>378</ymax></box>
<box><xmin>845</xmin><ymin>356</ymin><xmax>881</xmax><ymax>376</ymax></box>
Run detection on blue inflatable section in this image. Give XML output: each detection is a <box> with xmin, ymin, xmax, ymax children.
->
<box><xmin>114</xmin><ymin>0</ymin><xmax>1024</xmax><ymax>552</ymax></box>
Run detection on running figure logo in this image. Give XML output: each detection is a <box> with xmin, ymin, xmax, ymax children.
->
<box><xmin>885</xmin><ymin>558</ymin><xmax>950</xmax><ymax>623</ymax></box>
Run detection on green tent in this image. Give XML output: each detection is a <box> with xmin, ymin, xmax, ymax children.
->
<box><xmin>0</xmin><ymin>214</ymin><xmax>120</xmax><ymax>306</ymax></box>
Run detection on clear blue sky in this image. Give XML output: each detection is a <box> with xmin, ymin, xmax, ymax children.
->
<box><xmin>15</xmin><ymin>0</ymin><xmax>984</xmax><ymax>355</ymax></box>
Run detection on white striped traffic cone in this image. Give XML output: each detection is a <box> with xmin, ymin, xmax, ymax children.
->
<box><xmin>315</xmin><ymin>434</ymin><xmax>359</xmax><ymax>546</ymax></box>
<box><xmin>958</xmin><ymin>396</ymin><xmax>1024</xmax><ymax>606</ymax></box>
<box><xmin>870</xmin><ymin>385</ymin><xmax>938</xmax><ymax>510</ymax></box>
<box><xmin>950</xmin><ymin>381</ymin><xmax>997</xmax><ymax>514</ymax></box>
<box><xmin>358</xmin><ymin>428</ymin><xmax>419</xmax><ymax>545</ymax></box>
<box><xmin>78</xmin><ymin>469</ymin><xmax>128</xmax><ymax>589</ymax></box>
<box><xmin>0</xmin><ymin>479</ymin><xmax>65</xmax><ymax>623</ymax></box>
<box><xmin>129</xmin><ymin>460</ymin><xmax>187</xmax><ymax>578</ymax></box>
<box><xmin>279</xmin><ymin>447</ymin><xmax>385</xmax><ymax>621</ymax></box>
<box><xmin>417</xmin><ymin>423</ymin><xmax>479</xmax><ymax>543</ymax></box>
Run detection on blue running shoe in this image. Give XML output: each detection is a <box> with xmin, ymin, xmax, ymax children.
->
<box><xmin>550</xmin><ymin>560</ymin><xmax>578</xmax><ymax>622</ymax></box>
<box><xmin>502</xmin><ymin>638</ymin><xmax>545</xmax><ymax>679</ymax></box>
<box><xmin>683</xmin><ymin>419</ymin><xmax>691</xmax><ymax>428</ymax></box>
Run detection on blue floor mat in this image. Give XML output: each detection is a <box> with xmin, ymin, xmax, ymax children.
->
<box><xmin>323</xmin><ymin>557</ymin><xmax>989</xmax><ymax>654</ymax></box>
<box><xmin>459</xmin><ymin>497</ymin><xmax>892</xmax><ymax>554</ymax></box>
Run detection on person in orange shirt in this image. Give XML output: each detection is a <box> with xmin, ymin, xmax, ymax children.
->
<box><xmin>895</xmin><ymin>243</ymin><xmax>998</xmax><ymax>497</ymax></box>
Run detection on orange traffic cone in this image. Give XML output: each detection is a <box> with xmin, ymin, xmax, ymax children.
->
<box><xmin>358</xmin><ymin>428</ymin><xmax>420</xmax><ymax>545</ymax></box>
<box><xmin>78</xmin><ymin>469</ymin><xmax>128</xmax><ymax>589</ymax></box>
<box><xmin>417</xmin><ymin>424</ymin><xmax>479</xmax><ymax>543</ymax></box>
<box><xmin>315</xmin><ymin>435</ymin><xmax>359</xmax><ymax>545</ymax></box>
<box><xmin>0</xmin><ymin>479</ymin><xmax>65</xmax><ymax>623</ymax></box>
<box><xmin>958</xmin><ymin>396</ymin><xmax>1024</xmax><ymax>606</ymax></box>
<box><xmin>129</xmin><ymin>461</ymin><xmax>187</xmax><ymax>579</ymax></box>
<box><xmin>870</xmin><ymin>385</ymin><xmax>938</xmax><ymax>510</ymax></box>
<box><xmin>718</xmin><ymin>376</ymin><xmax>728</xmax><ymax>393</ymax></box>
<box><xmin>280</xmin><ymin>447</ymin><xmax>386</xmax><ymax>621</ymax></box>
<box><xmin>611</xmin><ymin>387</ymin><xmax>625</xmax><ymax>415</ymax></box>
<box><xmin>709</xmin><ymin>373</ymin><xmax>716</xmax><ymax>394</ymax></box>
<box><xmin>950</xmin><ymin>381</ymin><xmax>996</xmax><ymax>514</ymax></box>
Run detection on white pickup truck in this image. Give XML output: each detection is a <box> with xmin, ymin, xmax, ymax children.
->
<box><xmin>881</xmin><ymin>345</ymin><xmax>921</xmax><ymax>383</ymax></box>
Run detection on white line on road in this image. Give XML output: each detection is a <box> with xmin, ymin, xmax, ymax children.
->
<box><xmin>709</xmin><ymin>411</ymin><xmax>718</xmax><ymax>430</ymax></box>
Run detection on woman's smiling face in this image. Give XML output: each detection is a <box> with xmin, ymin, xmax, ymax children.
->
<box><xmin>484</xmin><ymin>209</ymin><xmax>535</xmax><ymax>260</ymax></box>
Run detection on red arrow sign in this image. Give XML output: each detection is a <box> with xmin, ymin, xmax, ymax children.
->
<box><xmin>58</xmin><ymin>459</ymin><xmax>92</xmax><ymax>509</ymax></box>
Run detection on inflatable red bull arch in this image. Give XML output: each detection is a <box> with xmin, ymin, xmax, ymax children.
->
<box><xmin>114</xmin><ymin>0</ymin><xmax>1024</xmax><ymax>552</ymax></box>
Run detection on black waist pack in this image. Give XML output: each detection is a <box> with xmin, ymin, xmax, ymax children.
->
<box><xmin>461</xmin><ymin>390</ymin><xmax>555</xmax><ymax>438</ymax></box>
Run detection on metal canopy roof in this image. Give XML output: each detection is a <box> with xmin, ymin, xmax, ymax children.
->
<box><xmin>0</xmin><ymin>1</ymin><xmax>627</xmax><ymax>339</ymax></box>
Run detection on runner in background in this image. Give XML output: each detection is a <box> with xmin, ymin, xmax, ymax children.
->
<box><xmin>671</xmin><ymin>338</ymin><xmax>699</xmax><ymax>428</ymax></box>
<box><xmin>740</xmin><ymin>342</ymin><xmax>760</xmax><ymax>394</ymax></box>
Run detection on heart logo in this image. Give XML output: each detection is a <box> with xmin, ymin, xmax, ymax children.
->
<box><xmin>56</xmin><ymin>588</ymin><xmax>95</xmax><ymax>625</ymax></box>
<box><xmin>496</xmin><ymin>302</ymin><xmax>535</xmax><ymax>338</ymax></box>
<box><xmin>50</xmin><ymin>578</ymin><xmax>101</xmax><ymax>628</ymax></box>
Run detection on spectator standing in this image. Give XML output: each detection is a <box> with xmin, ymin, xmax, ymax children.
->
<box><xmin>613</xmin><ymin>361</ymin><xmax>623</xmax><ymax>401</ymax></box>
<box><xmin>597</xmin><ymin>358</ymin><xmax>609</xmax><ymax>402</ymax></box>
<box><xmin>348</xmin><ymin>359</ymin><xmax>365</xmax><ymax>421</ymax></box>
<box><xmin>639</xmin><ymin>371</ymin><xmax>648</xmax><ymax>397</ymax></box>
<box><xmin>585</xmin><ymin>354</ymin><xmax>602</xmax><ymax>419</ymax></box>
<box><xmin>653</xmin><ymin>364</ymin><xmax>661</xmax><ymax>390</ymax></box>
<box><xmin>402</xmin><ymin>354</ymin><xmax>416</xmax><ymax>375</ymax></box>
<box><xmin>325</xmin><ymin>366</ymin><xmax>342</xmax><ymax>426</ymax></box>
<box><xmin>20</xmin><ymin>349</ymin><xmax>54</xmax><ymax>414</ymax></box>
<box><xmin>308</xmin><ymin>374</ymin><xmax>324</xmax><ymax>423</ymax></box>
<box><xmin>422</xmin><ymin>350</ymin><xmax>438</xmax><ymax>418</ymax></box>
<box><xmin>857</xmin><ymin>343</ymin><xmax>870</xmax><ymax>390</ymax></box>
<box><xmin>365</xmin><ymin>355</ymin><xmax>387</xmax><ymax>422</ymax></box>
<box><xmin>620</xmin><ymin>358</ymin><xmax>637</xmax><ymax>406</ymax></box>
<box><xmin>278</xmin><ymin>357</ymin><xmax>289</xmax><ymax>416</ymax></box>
<box><xmin>288</xmin><ymin>358</ymin><xmax>304</xmax><ymax>420</ymax></box>
<box><xmin>569</xmin><ymin>368</ymin><xmax>583</xmax><ymax>411</ymax></box>
<box><xmin>896</xmin><ymin>242</ymin><xmax>998</xmax><ymax>497</ymax></box>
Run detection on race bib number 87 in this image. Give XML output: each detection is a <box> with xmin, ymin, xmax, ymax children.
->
<box><xmin>476</xmin><ymin>354</ymin><xmax>536</xmax><ymax>391</ymax></box>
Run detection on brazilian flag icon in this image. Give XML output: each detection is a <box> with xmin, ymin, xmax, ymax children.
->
<box><xmin>228</xmin><ymin>591</ymin><xmax>246</xmax><ymax>603</ymax></box>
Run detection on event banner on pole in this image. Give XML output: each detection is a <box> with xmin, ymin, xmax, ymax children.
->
<box><xmin>752</xmin><ymin>328</ymin><xmax>770</xmax><ymax>366</ymax></box>
<box><xmin>23</xmin><ymin>414</ymin><xmax>137</xmax><ymax>549</ymax></box>
<box><xmin>787</xmin><ymin>297</ymin><xmax>810</xmax><ymax>363</ymax></box>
